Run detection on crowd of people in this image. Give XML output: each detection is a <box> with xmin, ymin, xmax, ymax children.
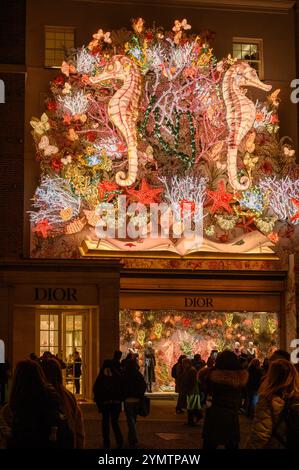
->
<box><xmin>171</xmin><ymin>347</ymin><xmax>299</xmax><ymax>449</ymax></box>
<box><xmin>0</xmin><ymin>346</ymin><xmax>298</xmax><ymax>449</ymax></box>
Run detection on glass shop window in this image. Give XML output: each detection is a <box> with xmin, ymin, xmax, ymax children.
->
<box><xmin>44</xmin><ymin>26</ymin><xmax>75</xmax><ymax>68</ymax></box>
<box><xmin>232</xmin><ymin>38</ymin><xmax>264</xmax><ymax>79</ymax></box>
<box><xmin>40</xmin><ymin>313</ymin><xmax>59</xmax><ymax>355</ymax></box>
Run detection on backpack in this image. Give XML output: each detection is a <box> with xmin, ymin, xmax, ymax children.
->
<box><xmin>273</xmin><ymin>398</ymin><xmax>299</xmax><ymax>449</ymax></box>
<box><xmin>52</xmin><ymin>411</ymin><xmax>74</xmax><ymax>449</ymax></box>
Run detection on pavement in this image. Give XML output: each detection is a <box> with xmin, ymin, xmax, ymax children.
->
<box><xmin>80</xmin><ymin>398</ymin><xmax>252</xmax><ymax>449</ymax></box>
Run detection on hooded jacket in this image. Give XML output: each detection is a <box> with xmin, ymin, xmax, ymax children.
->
<box><xmin>245</xmin><ymin>395</ymin><xmax>286</xmax><ymax>449</ymax></box>
<box><xmin>203</xmin><ymin>368</ymin><xmax>248</xmax><ymax>444</ymax></box>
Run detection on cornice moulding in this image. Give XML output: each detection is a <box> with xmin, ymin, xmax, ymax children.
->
<box><xmin>70</xmin><ymin>0</ymin><xmax>295</xmax><ymax>13</ymax></box>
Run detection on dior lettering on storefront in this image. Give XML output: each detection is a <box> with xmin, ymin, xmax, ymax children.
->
<box><xmin>184</xmin><ymin>297</ymin><xmax>214</xmax><ymax>308</ymax></box>
<box><xmin>34</xmin><ymin>287</ymin><xmax>78</xmax><ymax>302</ymax></box>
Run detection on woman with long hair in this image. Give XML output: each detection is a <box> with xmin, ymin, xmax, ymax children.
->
<box><xmin>7</xmin><ymin>360</ymin><xmax>61</xmax><ymax>448</ymax></box>
<box><xmin>41</xmin><ymin>358</ymin><xmax>85</xmax><ymax>448</ymax></box>
<box><xmin>246</xmin><ymin>359</ymin><xmax>299</xmax><ymax>448</ymax></box>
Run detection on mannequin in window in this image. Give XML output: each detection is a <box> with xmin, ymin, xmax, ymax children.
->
<box><xmin>247</xmin><ymin>342</ymin><xmax>257</xmax><ymax>359</ymax></box>
<box><xmin>143</xmin><ymin>341</ymin><xmax>156</xmax><ymax>393</ymax></box>
<box><xmin>127</xmin><ymin>341</ymin><xmax>139</xmax><ymax>363</ymax></box>
<box><xmin>233</xmin><ymin>341</ymin><xmax>241</xmax><ymax>356</ymax></box>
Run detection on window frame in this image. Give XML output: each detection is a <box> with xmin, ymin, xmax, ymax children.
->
<box><xmin>232</xmin><ymin>37</ymin><xmax>264</xmax><ymax>80</ymax></box>
<box><xmin>44</xmin><ymin>25</ymin><xmax>76</xmax><ymax>69</ymax></box>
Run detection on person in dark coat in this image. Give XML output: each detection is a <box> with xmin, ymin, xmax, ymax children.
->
<box><xmin>171</xmin><ymin>355</ymin><xmax>186</xmax><ymax>413</ymax></box>
<box><xmin>93</xmin><ymin>359</ymin><xmax>124</xmax><ymax>449</ymax></box>
<box><xmin>143</xmin><ymin>341</ymin><xmax>156</xmax><ymax>393</ymax></box>
<box><xmin>7</xmin><ymin>360</ymin><xmax>61</xmax><ymax>448</ymax></box>
<box><xmin>112</xmin><ymin>350</ymin><xmax>124</xmax><ymax>376</ymax></box>
<box><xmin>123</xmin><ymin>358</ymin><xmax>146</xmax><ymax>447</ymax></box>
<box><xmin>202</xmin><ymin>350</ymin><xmax>248</xmax><ymax>449</ymax></box>
<box><xmin>73</xmin><ymin>350</ymin><xmax>82</xmax><ymax>395</ymax></box>
<box><xmin>0</xmin><ymin>360</ymin><xmax>10</xmax><ymax>405</ymax></box>
<box><xmin>180</xmin><ymin>360</ymin><xmax>201</xmax><ymax>426</ymax></box>
<box><xmin>246</xmin><ymin>358</ymin><xmax>263</xmax><ymax>418</ymax></box>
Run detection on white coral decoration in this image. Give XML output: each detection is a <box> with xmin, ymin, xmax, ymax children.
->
<box><xmin>147</xmin><ymin>42</ymin><xmax>193</xmax><ymax>73</ymax></box>
<box><xmin>160</xmin><ymin>175</ymin><xmax>206</xmax><ymax>223</ymax></box>
<box><xmin>75</xmin><ymin>47</ymin><xmax>98</xmax><ymax>74</ymax></box>
<box><xmin>58</xmin><ymin>90</ymin><xmax>89</xmax><ymax>115</ymax></box>
<box><xmin>259</xmin><ymin>176</ymin><xmax>299</xmax><ymax>224</ymax></box>
<box><xmin>29</xmin><ymin>176</ymin><xmax>81</xmax><ymax>226</ymax></box>
<box><xmin>255</xmin><ymin>216</ymin><xmax>277</xmax><ymax>235</ymax></box>
<box><xmin>215</xmin><ymin>214</ymin><xmax>238</xmax><ymax>231</ymax></box>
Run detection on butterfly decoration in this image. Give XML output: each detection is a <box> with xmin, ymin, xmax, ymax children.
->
<box><xmin>268</xmin><ymin>89</ymin><xmax>281</xmax><ymax>108</ymax></box>
<box><xmin>61</xmin><ymin>61</ymin><xmax>76</xmax><ymax>77</ymax></box>
<box><xmin>30</xmin><ymin>113</ymin><xmax>50</xmax><ymax>135</ymax></box>
<box><xmin>62</xmin><ymin>83</ymin><xmax>72</xmax><ymax>95</ymax></box>
<box><xmin>67</xmin><ymin>128</ymin><xmax>79</xmax><ymax>141</ymax></box>
<box><xmin>172</xmin><ymin>19</ymin><xmax>191</xmax><ymax>33</ymax></box>
<box><xmin>88</xmin><ymin>29</ymin><xmax>111</xmax><ymax>50</ymax></box>
<box><xmin>92</xmin><ymin>29</ymin><xmax>104</xmax><ymax>41</ymax></box>
<box><xmin>103</xmin><ymin>32</ymin><xmax>112</xmax><ymax>44</ymax></box>
<box><xmin>226</xmin><ymin>54</ymin><xmax>237</xmax><ymax>65</ymax></box>
<box><xmin>266</xmin><ymin>123</ymin><xmax>279</xmax><ymax>134</ymax></box>
<box><xmin>243</xmin><ymin>152</ymin><xmax>259</xmax><ymax>175</ymax></box>
<box><xmin>60</xmin><ymin>207</ymin><xmax>73</xmax><ymax>221</ymax></box>
<box><xmin>38</xmin><ymin>135</ymin><xmax>59</xmax><ymax>156</ymax></box>
<box><xmin>61</xmin><ymin>155</ymin><xmax>72</xmax><ymax>165</ymax></box>
<box><xmin>245</xmin><ymin>132</ymin><xmax>256</xmax><ymax>154</ymax></box>
<box><xmin>283</xmin><ymin>146</ymin><xmax>295</xmax><ymax>157</ymax></box>
<box><xmin>132</xmin><ymin>18</ymin><xmax>144</xmax><ymax>34</ymax></box>
<box><xmin>174</xmin><ymin>31</ymin><xmax>182</xmax><ymax>45</ymax></box>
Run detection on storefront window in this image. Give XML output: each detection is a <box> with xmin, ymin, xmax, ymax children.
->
<box><xmin>39</xmin><ymin>313</ymin><xmax>59</xmax><ymax>355</ymax></box>
<box><xmin>120</xmin><ymin>309</ymin><xmax>279</xmax><ymax>392</ymax></box>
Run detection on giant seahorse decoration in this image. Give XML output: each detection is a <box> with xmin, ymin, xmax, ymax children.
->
<box><xmin>222</xmin><ymin>62</ymin><xmax>272</xmax><ymax>191</ymax></box>
<box><xmin>90</xmin><ymin>55</ymin><xmax>142</xmax><ymax>187</ymax></box>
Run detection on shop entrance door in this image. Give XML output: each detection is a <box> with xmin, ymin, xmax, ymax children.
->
<box><xmin>39</xmin><ymin>310</ymin><xmax>87</xmax><ymax>398</ymax></box>
<box><xmin>63</xmin><ymin>312</ymin><xmax>85</xmax><ymax>397</ymax></box>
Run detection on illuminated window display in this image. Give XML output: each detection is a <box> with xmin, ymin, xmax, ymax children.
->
<box><xmin>29</xmin><ymin>18</ymin><xmax>299</xmax><ymax>259</ymax></box>
<box><xmin>120</xmin><ymin>309</ymin><xmax>279</xmax><ymax>392</ymax></box>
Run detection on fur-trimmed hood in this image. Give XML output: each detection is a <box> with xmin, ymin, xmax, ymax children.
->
<box><xmin>209</xmin><ymin>368</ymin><xmax>249</xmax><ymax>388</ymax></box>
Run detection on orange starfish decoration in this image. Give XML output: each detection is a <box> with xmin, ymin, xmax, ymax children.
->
<box><xmin>206</xmin><ymin>180</ymin><xmax>233</xmax><ymax>214</ymax></box>
<box><xmin>127</xmin><ymin>178</ymin><xmax>163</xmax><ymax>204</ymax></box>
<box><xmin>33</xmin><ymin>219</ymin><xmax>52</xmax><ymax>238</ymax></box>
<box><xmin>290</xmin><ymin>198</ymin><xmax>299</xmax><ymax>222</ymax></box>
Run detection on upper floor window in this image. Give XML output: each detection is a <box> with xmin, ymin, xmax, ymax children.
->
<box><xmin>45</xmin><ymin>26</ymin><xmax>75</xmax><ymax>68</ymax></box>
<box><xmin>232</xmin><ymin>38</ymin><xmax>264</xmax><ymax>79</ymax></box>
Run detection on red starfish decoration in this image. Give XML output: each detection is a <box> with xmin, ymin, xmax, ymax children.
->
<box><xmin>98</xmin><ymin>181</ymin><xmax>119</xmax><ymax>201</ymax></box>
<box><xmin>236</xmin><ymin>216</ymin><xmax>256</xmax><ymax>233</ymax></box>
<box><xmin>290</xmin><ymin>198</ymin><xmax>299</xmax><ymax>222</ymax></box>
<box><xmin>206</xmin><ymin>180</ymin><xmax>233</xmax><ymax>214</ymax></box>
<box><xmin>127</xmin><ymin>178</ymin><xmax>163</xmax><ymax>204</ymax></box>
<box><xmin>33</xmin><ymin>219</ymin><xmax>52</xmax><ymax>238</ymax></box>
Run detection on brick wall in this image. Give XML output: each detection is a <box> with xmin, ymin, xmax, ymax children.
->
<box><xmin>0</xmin><ymin>0</ymin><xmax>26</xmax><ymax>259</ymax></box>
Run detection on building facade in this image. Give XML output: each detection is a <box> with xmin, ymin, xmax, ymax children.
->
<box><xmin>0</xmin><ymin>0</ymin><xmax>298</xmax><ymax>398</ymax></box>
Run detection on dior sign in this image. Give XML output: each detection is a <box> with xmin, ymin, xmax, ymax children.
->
<box><xmin>184</xmin><ymin>297</ymin><xmax>214</xmax><ymax>308</ymax></box>
<box><xmin>34</xmin><ymin>287</ymin><xmax>78</xmax><ymax>302</ymax></box>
